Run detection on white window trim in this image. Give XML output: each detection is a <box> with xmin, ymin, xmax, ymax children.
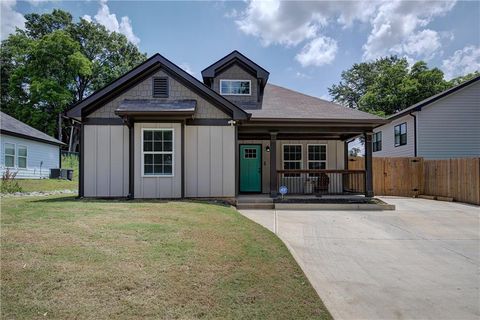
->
<box><xmin>17</xmin><ymin>145</ymin><xmax>28</xmax><ymax>169</ymax></box>
<box><xmin>4</xmin><ymin>142</ymin><xmax>16</xmax><ymax>169</ymax></box>
<box><xmin>141</xmin><ymin>128</ymin><xmax>174</xmax><ymax>178</ymax></box>
<box><xmin>394</xmin><ymin>122</ymin><xmax>407</xmax><ymax>147</ymax></box>
<box><xmin>307</xmin><ymin>144</ymin><xmax>327</xmax><ymax>170</ymax></box>
<box><xmin>282</xmin><ymin>144</ymin><xmax>303</xmax><ymax>170</ymax></box>
<box><xmin>219</xmin><ymin>79</ymin><xmax>251</xmax><ymax>96</ymax></box>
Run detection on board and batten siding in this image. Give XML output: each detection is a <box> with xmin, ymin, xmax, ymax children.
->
<box><xmin>134</xmin><ymin>122</ymin><xmax>182</xmax><ymax>198</ymax></box>
<box><xmin>373</xmin><ymin>115</ymin><xmax>415</xmax><ymax>157</ymax></box>
<box><xmin>83</xmin><ymin>125</ymin><xmax>129</xmax><ymax>197</ymax></box>
<box><xmin>276</xmin><ymin>140</ymin><xmax>345</xmax><ymax>170</ymax></box>
<box><xmin>0</xmin><ymin>134</ymin><xmax>60</xmax><ymax>179</ymax></box>
<box><xmin>185</xmin><ymin>126</ymin><xmax>235</xmax><ymax>197</ymax></box>
<box><xmin>417</xmin><ymin>81</ymin><xmax>480</xmax><ymax>159</ymax></box>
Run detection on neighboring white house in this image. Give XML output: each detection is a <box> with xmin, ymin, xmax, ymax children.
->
<box><xmin>373</xmin><ymin>76</ymin><xmax>480</xmax><ymax>159</ymax></box>
<box><xmin>0</xmin><ymin>112</ymin><xmax>64</xmax><ymax>179</ymax></box>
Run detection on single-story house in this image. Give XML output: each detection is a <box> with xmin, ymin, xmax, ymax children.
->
<box><xmin>65</xmin><ymin>51</ymin><xmax>386</xmax><ymax>199</ymax></box>
<box><xmin>1</xmin><ymin>112</ymin><xmax>64</xmax><ymax>179</ymax></box>
<box><xmin>373</xmin><ymin>76</ymin><xmax>480</xmax><ymax>159</ymax></box>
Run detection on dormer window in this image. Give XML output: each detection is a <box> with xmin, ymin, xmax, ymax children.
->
<box><xmin>153</xmin><ymin>77</ymin><xmax>169</xmax><ymax>98</ymax></box>
<box><xmin>220</xmin><ymin>80</ymin><xmax>251</xmax><ymax>96</ymax></box>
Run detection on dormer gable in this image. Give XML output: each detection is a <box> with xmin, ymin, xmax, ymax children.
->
<box><xmin>201</xmin><ymin>51</ymin><xmax>269</xmax><ymax>109</ymax></box>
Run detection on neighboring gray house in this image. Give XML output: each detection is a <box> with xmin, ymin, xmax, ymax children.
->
<box><xmin>373</xmin><ymin>76</ymin><xmax>480</xmax><ymax>159</ymax></box>
<box><xmin>65</xmin><ymin>51</ymin><xmax>386</xmax><ymax>199</ymax></box>
<box><xmin>0</xmin><ymin>112</ymin><xmax>64</xmax><ymax>179</ymax></box>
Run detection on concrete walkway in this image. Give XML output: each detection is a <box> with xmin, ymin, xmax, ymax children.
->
<box><xmin>239</xmin><ymin>197</ymin><xmax>480</xmax><ymax>320</ymax></box>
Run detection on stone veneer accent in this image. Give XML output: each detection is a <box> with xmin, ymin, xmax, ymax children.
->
<box><xmin>212</xmin><ymin>63</ymin><xmax>258</xmax><ymax>108</ymax></box>
<box><xmin>89</xmin><ymin>69</ymin><xmax>230</xmax><ymax>119</ymax></box>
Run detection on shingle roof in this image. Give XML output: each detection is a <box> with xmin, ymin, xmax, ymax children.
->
<box><xmin>248</xmin><ymin>84</ymin><xmax>385</xmax><ymax>123</ymax></box>
<box><xmin>388</xmin><ymin>75</ymin><xmax>480</xmax><ymax>120</ymax></box>
<box><xmin>115</xmin><ymin>99</ymin><xmax>196</xmax><ymax>116</ymax></box>
<box><xmin>0</xmin><ymin>112</ymin><xmax>64</xmax><ymax>146</ymax></box>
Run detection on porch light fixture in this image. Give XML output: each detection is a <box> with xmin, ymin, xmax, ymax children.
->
<box><xmin>266</xmin><ymin>146</ymin><xmax>270</xmax><ymax>152</ymax></box>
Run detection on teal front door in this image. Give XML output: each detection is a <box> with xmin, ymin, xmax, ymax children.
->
<box><xmin>240</xmin><ymin>145</ymin><xmax>262</xmax><ymax>193</ymax></box>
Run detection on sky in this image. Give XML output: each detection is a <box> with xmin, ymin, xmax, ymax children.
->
<box><xmin>1</xmin><ymin>0</ymin><xmax>480</xmax><ymax>100</ymax></box>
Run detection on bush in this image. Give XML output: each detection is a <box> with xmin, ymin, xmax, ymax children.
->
<box><xmin>61</xmin><ymin>154</ymin><xmax>79</xmax><ymax>181</ymax></box>
<box><xmin>0</xmin><ymin>169</ymin><xmax>23</xmax><ymax>193</ymax></box>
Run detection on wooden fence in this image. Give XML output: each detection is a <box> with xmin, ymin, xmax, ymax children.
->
<box><xmin>349</xmin><ymin>156</ymin><xmax>480</xmax><ymax>205</ymax></box>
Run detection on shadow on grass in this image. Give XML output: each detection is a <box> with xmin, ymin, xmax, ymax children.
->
<box><xmin>31</xmin><ymin>196</ymin><xmax>233</xmax><ymax>208</ymax></box>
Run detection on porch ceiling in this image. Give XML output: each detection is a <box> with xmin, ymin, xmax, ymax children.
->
<box><xmin>238</xmin><ymin>124</ymin><xmax>374</xmax><ymax>141</ymax></box>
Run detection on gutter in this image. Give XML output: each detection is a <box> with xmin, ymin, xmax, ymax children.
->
<box><xmin>409</xmin><ymin>112</ymin><xmax>417</xmax><ymax>157</ymax></box>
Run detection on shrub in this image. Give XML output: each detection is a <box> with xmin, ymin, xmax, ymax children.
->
<box><xmin>0</xmin><ymin>169</ymin><xmax>23</xmax><ymax>193</ymax></box>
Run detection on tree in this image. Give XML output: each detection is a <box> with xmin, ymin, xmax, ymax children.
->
<box><xmin>0</xmin><ymin>9</ymin><xmax>147</xmax><ymax>146</ymax></box>
<box><xmin>448</xmin><ymin>71</ymin><xmax>480</xmax><ymax>86</ymax></box>
<box><xmin>329</xmin><ymin>56</ymin><xmax>450</xmax><ymax>116</ymax></box>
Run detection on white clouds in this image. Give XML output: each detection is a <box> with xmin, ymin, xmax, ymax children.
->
<box><xmin>0</xmin><ymin>0</ymin><xmax>25</xmax><ymax>40</ymax></box>
<box><xmin>362</xmin><ymin>1</ymin><xmax>456</xmax><ymax>61</ymax></box>
<box><xmin>233</xmin><ymin>0</ymin><xmax>458</xmax><ymax>67</ymax></box>
<box><xmin>83</xmin><ymin>0</ymin><xmax>140</xmax><ymax>45</ymax></box>
<box><xmin>442</xmin><ymin>45</ymin><xmax>480</xmax><ymax>79</ymax></box>
<box><xmin>295</xmin><ymin>36</ymin><xmax>338</xmax><ymax>67</ymax></box>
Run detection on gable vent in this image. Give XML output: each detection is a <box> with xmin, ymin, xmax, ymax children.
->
<box><xmin>153</xmin><ymin>77</ymin><xmax>169</xmax><ymax>97</ymax></box>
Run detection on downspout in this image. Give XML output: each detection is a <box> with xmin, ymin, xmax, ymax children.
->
<box><xmin>409</xmin><ymin>113</ymin><xmax>417</xmax><ymax>157</ymax></box>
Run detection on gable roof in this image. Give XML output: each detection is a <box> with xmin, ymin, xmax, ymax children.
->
<box><xmin>389</xmin><ymin>75</ymin><xmax>480</xmax><ymax>120</ymax></box>
<box><xmin>0</xmin><ymin>112</ymin><xmax>64</xmax><ymax>146</ymax></box>
<box><xmin>201</xmin><ymin>50</ymin><xmax>270</xmax><ymax>88</ymax></box>
<box><xmin>247</xmin><ymin>84</ymin><xmax>386</xmax><ymax>124</ymax></box>
<box><xmin>65</xmin><ymin>53</ymin><xmax>249</xmax><ymax>120</ymax></box>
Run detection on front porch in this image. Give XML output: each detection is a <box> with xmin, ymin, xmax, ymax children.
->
<box><xmin>237</xmin><ymin>121</ymin><xmax>375</xmax><ymax>198</ymax></box>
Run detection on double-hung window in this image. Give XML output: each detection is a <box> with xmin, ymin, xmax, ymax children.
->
<box><xmin>394</xmin><ymin>123</ymin><xmax>407</xmax><ymax>147</ymax></box>
<box><xmin>220</xmin><ymin>80</ymin><xmax>251</xmax><ymax>95</ymax></box>
<box><xmin>283</xmin><ymin>145</ymin><xmax>302</xmax><ymax>177</ymax></box>
<box><xmin>17</xmin><ymin>146</ymin><xmax>27</xmax><ymax>168</ymax></box>
<box><xmin>142</xmin><ymin>129</ymin><xmax>174</xmax><ymax>176</ymax></box>
<box><xmin>4</xmin><ymin>143</ymin><xmax>15</xmax><ymax>168</ymax></box>
<box><xmin>307</xmin><ymin>145</ymin><xmax>327</xmax><ymax>170</ymax></box>
<box><xmin>373</xmin><ymin>132</ymin><xmax>382</xmax><ymax>152</ymax></box>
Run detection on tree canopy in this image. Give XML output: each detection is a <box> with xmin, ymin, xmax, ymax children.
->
<box><xmin>1</xmin><ymin>9</ymin><xmax>147</xmax><ymax>138</ymax></box>
<box><xmin>328</xmin><ymin>56</ymin><xmax>478</xmax><ymax>117</ymax></box>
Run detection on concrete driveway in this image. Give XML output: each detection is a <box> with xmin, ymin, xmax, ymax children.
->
<box><xmin>239</xmin><ymin>197</ymin><xmax>480</xmax><ymax>320</ymax></box>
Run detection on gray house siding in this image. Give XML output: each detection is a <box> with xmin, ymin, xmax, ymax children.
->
<box><xmin>212</xmin><ymin>63</ymin><xmax>259</xmax><ymax>107</ymax></box>
<box><xmin>417</xmin><ymin>81</ymin><xmax>480</xmax><ymax>159</ymax></box>
<box><xmin>185</xmin><ymin>126</ymin><xmax>235</xmax><ymax>197</ymax></box>
<box><xmin>83</xmin><ymin>125</ymin><xmax>129</xmax><ymax>197</ymax></box>
<box><xmin>89</xmin><ymin>69</ymin><xmax>229</xmax><ymax>119</ymax></box>
<box><xmin>373</xmin><ymin>115</ymin><xmax>416</xmax><ymax>157</ymax></box>
<box><xmin>0</xmin><ymin>134</ymin><xmax>60</xmax><ymax>179</ymax></box>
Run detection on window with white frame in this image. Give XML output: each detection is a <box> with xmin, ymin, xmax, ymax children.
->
<box><xmin>394</xmin><ymin>123</ymin><xmax>407</xmax><ymax>147</ymax></box>
<box><xmin>307</xmin><ymin>145</ymin><xmax>327</xmax><ymax>170</ymax></box>
<box><xmin>4</xmin><ymin>143</ymin><xmax>15</xmax><ymax>168</ymax></box>
<box><xmin>283</xmin><ymin>145</ymin><xmax>302</xmax><ymax>170</ymax></box>
<box><xmin>142</xmin><ymin>129</ymin><xmax>173</xmax><ymax>176</ymax></box>
<box><xmin>373</xmin><ymin>132</ymin><xmax>382</xmax><ymax>152</ymax></box>
<box><xmin>220</xmin><ymin>80</ymin><xmax>251</xmax><ymax>95</ymax></box>
<box><xmin>17</xmin><ymin>146</ymin><xmax>27</xmax><ymax>168</ymax></box>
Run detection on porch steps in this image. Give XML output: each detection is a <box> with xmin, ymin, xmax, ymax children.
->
<box><xmin>236</xmin><ymin>197</ymin><xmax>274</xmax><ymax>209</ymax></box>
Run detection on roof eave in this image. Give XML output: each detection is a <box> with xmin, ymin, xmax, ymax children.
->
<box><xmin>0</xmin><ymin>129</ymin><xmax>65</xmax><ymax>146</ymax></box>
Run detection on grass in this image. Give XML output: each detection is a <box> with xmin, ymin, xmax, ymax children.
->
<box><xmin>12</xmin><ymin>179</ymin><xmax>78</xmax><ymax>192</ymax></box>
<box><xmin>1</xmin><ymin>196</ymin><xmax>331</xmax><ymax>320</ymax></box>
<box><xmin>1</xmin><ymin>154</ymin><xmax>78</xmax><ymax>193</ymax></box>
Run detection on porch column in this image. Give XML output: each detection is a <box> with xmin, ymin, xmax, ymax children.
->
<box><xmin>126</xmin><ymin>117</ymin><xmax>134</xmax><ymax>199</ymax></box>
<box><xmin>269</xmin><ymin>131</ymin><xmax>278</xmax><ymax>197</ymax></box>
<box><xmin>364</xmin><ymin>132</ymin><xmax>374</xmax><ymax>197</ymax></box>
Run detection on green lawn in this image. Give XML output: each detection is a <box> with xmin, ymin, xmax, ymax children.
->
<box><xmin>14</xmin><ymin>179</ymin><xmax>78</xmax><ymax>192</ymax></box>
<box><xmin>1</xmin><ymin>196</ymin><xmax>331</xmax><ymax>320</ymax></box>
